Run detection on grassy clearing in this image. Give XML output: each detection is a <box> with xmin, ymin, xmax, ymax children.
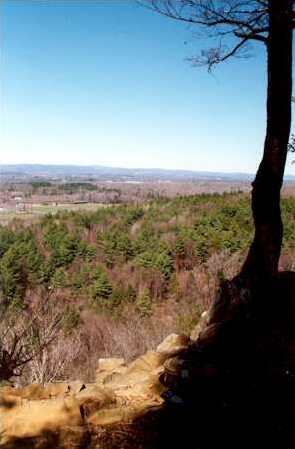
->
<box><xmin>0</xmin><ymin>203</ymin><xmax>110</xmax><ymax>225</ymax></box>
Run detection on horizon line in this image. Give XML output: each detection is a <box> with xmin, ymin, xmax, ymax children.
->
<box><xmin>0</xmin><ymin>162</ymin><xmax>257</xmax><ymax>176</ymax></box>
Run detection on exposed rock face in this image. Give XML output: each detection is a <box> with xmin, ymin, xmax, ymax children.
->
<box><xmin>156</xmin><ymin>333</ymin><xmax>189</xmax><ymax>356</ymax></box>
<box><xmin>95</xmin><ymin>357</ymin><xmax>127</xmax><ymax>385</ymax></box>
<box><xmin>190</xmin><ymin>310</ymin><xmax>209</xmax><ymax>341</ymax></box>
<box><xmin>2</xmin><ymin>272</ymin><xmax>295</xmax><ymax>449</ymax></box>
<box><xmin>0</xmin><ymin>333</ymin><xmax>189</xmax><ymax>449</ymax></box>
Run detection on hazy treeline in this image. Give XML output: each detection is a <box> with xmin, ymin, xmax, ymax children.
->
<box><xmin>0</xmin><ymin>180</ymin><xmax>251</xmax><ymax>207</ymax></box>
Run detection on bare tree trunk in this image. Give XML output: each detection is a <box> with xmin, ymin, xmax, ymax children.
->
<box><xmin>208</xmin><ymin>0</ymin><xmax>293</xmax><ymax>324</ymax></box>
<box><xmin>239</xmin><ymin>0</ymin><xmax>293</xmax><ymax>285</ymax></box>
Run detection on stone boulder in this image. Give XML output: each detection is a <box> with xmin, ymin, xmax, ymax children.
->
<box><xmin>96</xmin><ymin>357</ymin><xmax>127</xmax><ymax>385</ymax></box>
<box><xmin>190</xmin><ymin>310</ymin><xmax>209</xmax><ymax>341</ymax></box>
<box><xmin>156</xmin><ymin>333</ymin><xmax>189</xmax><ymax>357</ymax></box>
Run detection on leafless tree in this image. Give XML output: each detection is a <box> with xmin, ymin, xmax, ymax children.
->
<box><xmin>27</xmin><ymin>330</ymin><xmax>82</xmax><ymax>385</ymax></box>
<box><xmin>144</xmin><ymin>0</ymin><xmax>294</xmax><ymax>291</ymax></box>
<box><xmin>0</xmin><ymin>294</ymin><xmax>63</xmax><ymax>383</ymax></box>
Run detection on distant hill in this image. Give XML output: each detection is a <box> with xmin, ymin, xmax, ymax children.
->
<box><xmin>0</xmin><ymin>164</ymin><xmax>294</xmax><ymax>183</ymax></box>
<box><xmin>0</xmin><ymin>164</ymin><xmax>253</xmax><ymax>182</ymax></box>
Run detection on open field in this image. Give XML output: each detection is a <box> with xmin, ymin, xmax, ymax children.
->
<box><xmin>0</xmin><ymin>203</ymin><xmax>110</xmax><ymax>225</ymax></box>
<box><xmin>0</xmin><ymin>179</ymin><xmax>251</xmax><ymax>224</ymax></box>
<box><xmin>0</xmin><ymin>178</ymin><xmax>295</xmax><ymax>225</ymax></box>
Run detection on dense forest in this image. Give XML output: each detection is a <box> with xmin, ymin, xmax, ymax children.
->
<box><xmin>2</xmin><ymin>191</ymin><xmax>295</xmax><ymax>385</ymax></box>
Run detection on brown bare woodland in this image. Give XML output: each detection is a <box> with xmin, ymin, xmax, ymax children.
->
<box><xmin>0</xmin><ymin>294</ymin><xmax>62</xmax><ymax>383</ymax></box>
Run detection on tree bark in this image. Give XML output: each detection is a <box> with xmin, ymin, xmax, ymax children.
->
<box><xmin>239</xmin><ymin>0</ymin><xmax>293</xmax><ymax>285</ymax></box>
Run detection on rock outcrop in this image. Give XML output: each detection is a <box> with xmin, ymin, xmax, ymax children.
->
<box><xmin>2</xmin><ymin>273</ymin><xmax>295</xmax><ymax>449</ymax></box>
<box><xmin>0</xmin><ymin>333</ymin><xmax>190</xmax><ymax>449</ymax></box>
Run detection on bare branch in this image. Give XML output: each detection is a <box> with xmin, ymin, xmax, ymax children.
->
<box><xmin>141</xmin><ymin>1</ymin><xmax>270</xmax><ymax>68</ymax></box>
<box><xmin>0</xmin><ymin>295</ymin><xmax>64</xmax><ymax>382</ymax></box>
<box><xmin>187</xmin><ymin>35</ymin><xmax>250</xmax><ymax>70</ymax></box>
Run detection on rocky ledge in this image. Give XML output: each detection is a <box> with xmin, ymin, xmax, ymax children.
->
<box><xmin>0</xmin><ymin>333</ymin><xmax>192</xmax><ymax>449</ymax></box>
<box><xmin>2</xmin><ymin>273</ymin><xmax>295</xmax><ymax>449</ymax></box>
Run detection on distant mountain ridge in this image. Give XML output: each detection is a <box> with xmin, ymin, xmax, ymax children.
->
<box><xmin>0</xmin><ymin>164</ymin><xmax>294</xmax><ymax>182</ymax></box>
<box><xmin>0</xmin><ymin>164</ymin><xmax>252</xmax><ymax>181</ymax></box>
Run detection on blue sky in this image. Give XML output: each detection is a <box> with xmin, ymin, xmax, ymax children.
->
<box><xmin>1</xmin><ymin>0</ymin><xmax>294</xmax><ymax>173</ymax></box>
